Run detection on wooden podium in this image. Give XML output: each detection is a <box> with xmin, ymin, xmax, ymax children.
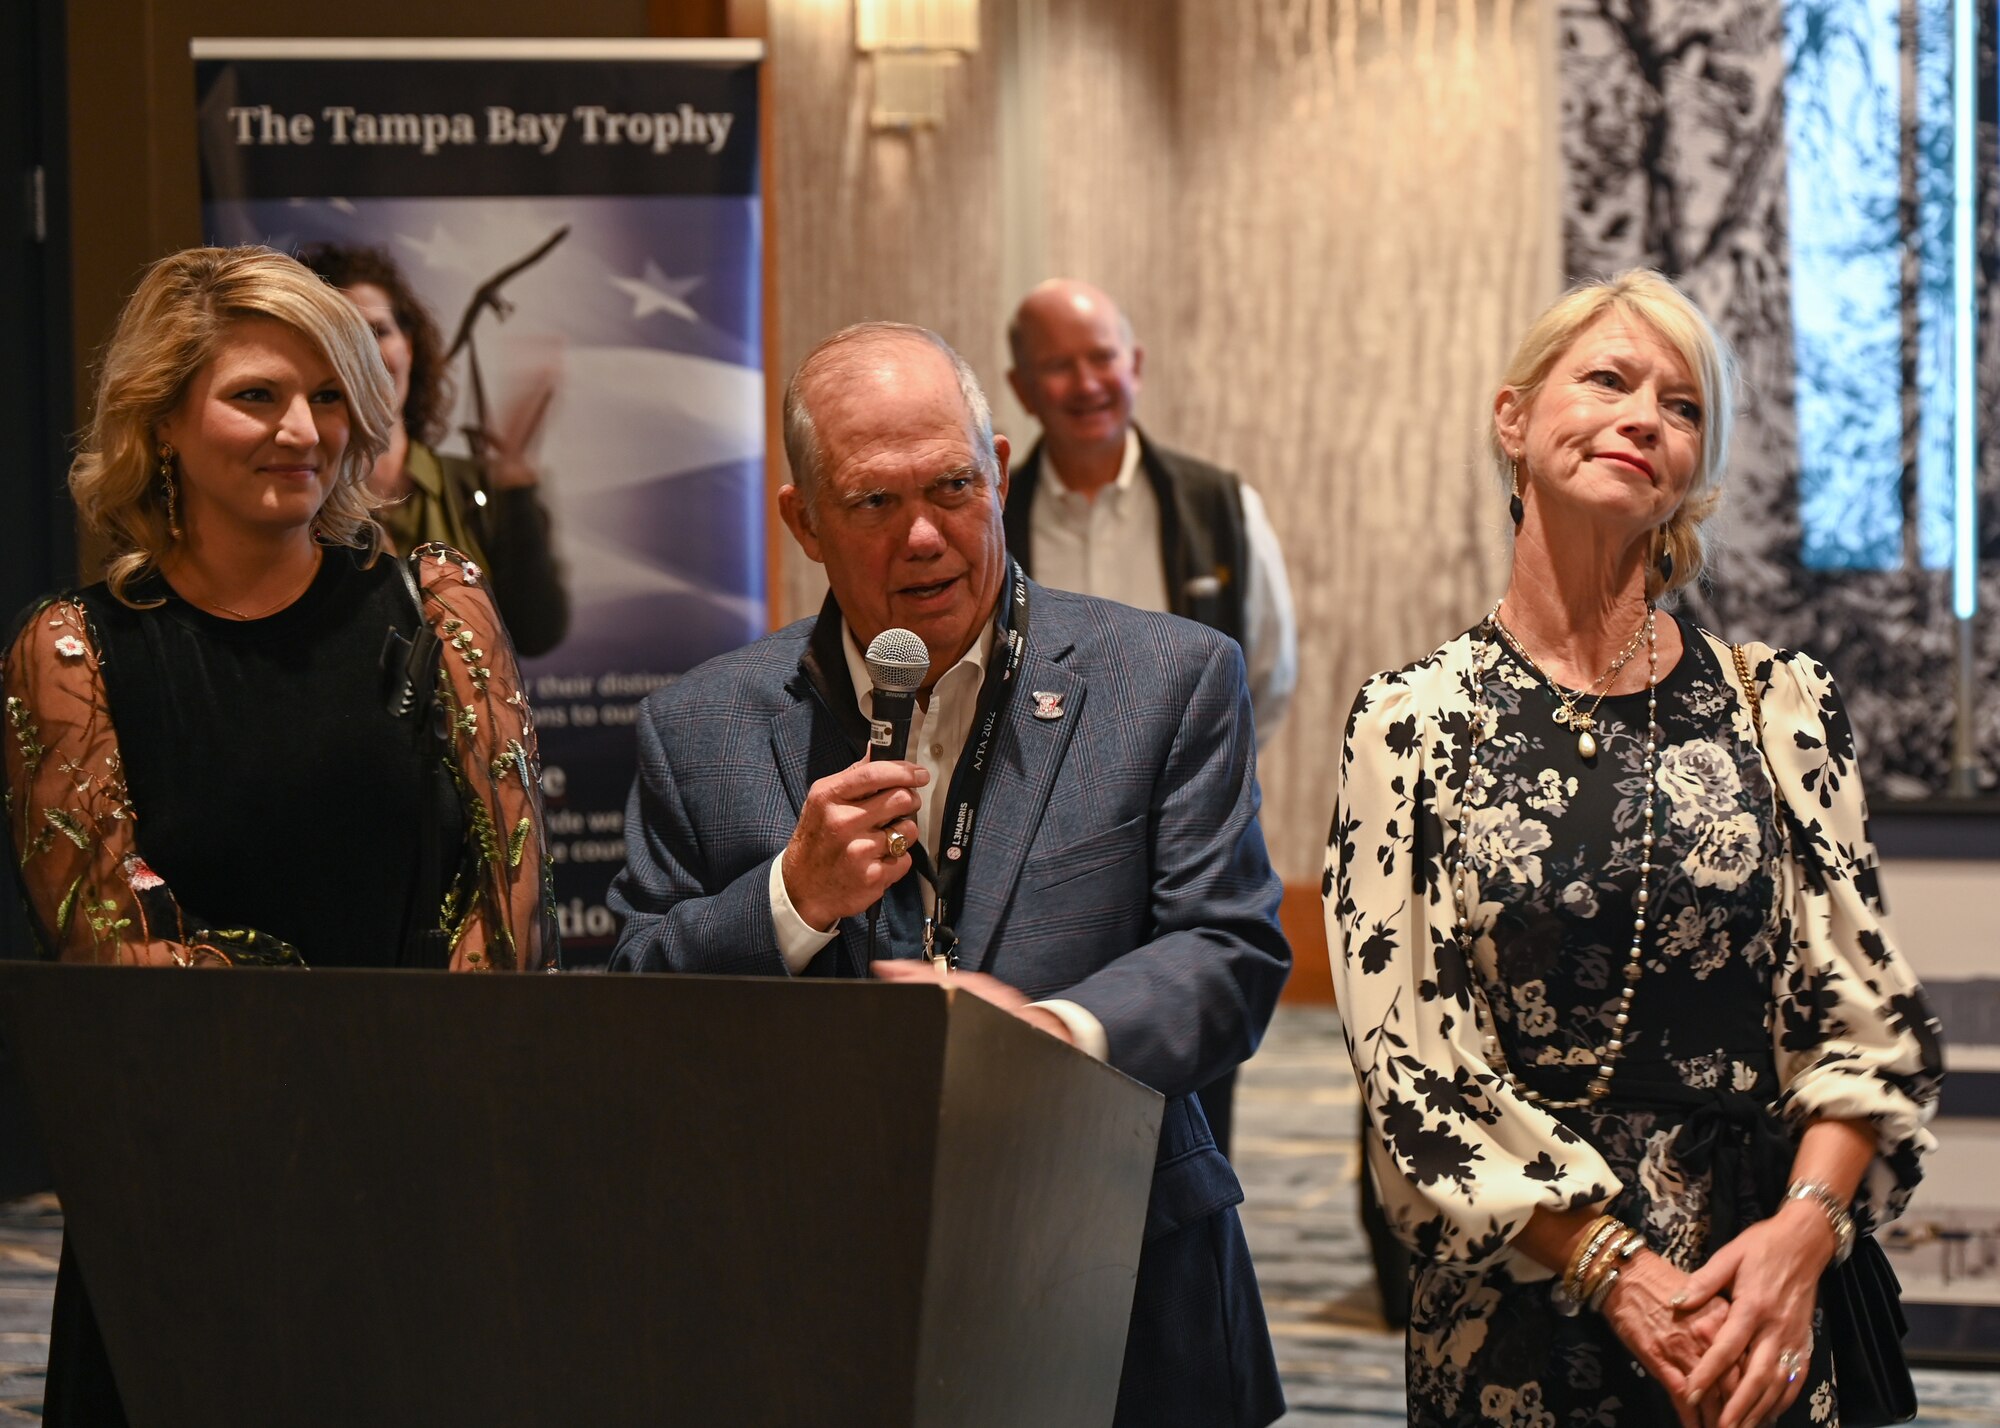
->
<box><xmin>0</xmin><ymin>964</ymin><xmax>1163</xmax><ymax>1427</ymax></box>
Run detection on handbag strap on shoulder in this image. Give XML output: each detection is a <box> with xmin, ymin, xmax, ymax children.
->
<box><xmin>394</xmin><ymin>547</ymin><xmax>425</xmax><ymax>619</ymax></box>
<box><xmin>1731</xmin><ymin>642</ymin><xmax>1764</xmax><ymax>745</ymax></box>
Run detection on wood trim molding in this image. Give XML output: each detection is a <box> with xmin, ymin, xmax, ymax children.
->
<box><xmin>646</xmin><ymin>0</ymin><xmax>728</xmax><ymax>37</ymax></box>
<box><xmin>1278</xmin><ymin>881</ymin><xmax>1332</xmax><ymax>1005</ymax></box>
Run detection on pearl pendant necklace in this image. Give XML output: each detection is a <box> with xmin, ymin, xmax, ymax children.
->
<box><xmin>1490</xmin><ymin>610</ymin><xmax>1647</xmax><ymax>762</ymax></box>
<box><xmin>1455</xmin><ymin>605</ymin><xmax>1661</xmax><ymax>1109</ymax></box>
<box><xmin>1556</xmin><ymin>707</ymin><xmax>1601</xmax><ymax>760</ymax></box>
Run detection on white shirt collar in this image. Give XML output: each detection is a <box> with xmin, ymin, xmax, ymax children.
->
<box><xmin>1042</xmin><ymin>428</ymin><xmax>1143</xmax><ymax>506</ymax></box>
<box><xmin>840</xmin><ymin>614</ymin><xmax>996</xmax><ymax>715</ymax></box>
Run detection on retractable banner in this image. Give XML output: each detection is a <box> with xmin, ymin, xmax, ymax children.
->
<box><xmin>195</xmin><ymin>40</ymin><xmax>766</xmax><ymax>962</ymax></box>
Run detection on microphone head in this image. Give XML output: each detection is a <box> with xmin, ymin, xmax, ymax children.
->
<box><xmin>864</xmin><ymin>628</ymin><xmax>931</xmax><ymax>695</ymax></box>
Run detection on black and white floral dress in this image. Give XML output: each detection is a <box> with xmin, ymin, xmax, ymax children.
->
<box><xmin>1323</xmin><ymin>619</ymin><xmax>1943</xmax><ymax>1427</ymax></box>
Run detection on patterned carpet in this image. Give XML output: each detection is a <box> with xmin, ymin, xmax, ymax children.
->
<box><xmin>1</xmin><ymin>1006</ymin><xmax>1995</xmax><ymax>1425</ymax></box>
<box><xmin>0</xmin><ymin>1194</ymin><xmax>55</xmax><ymax>1423</ymax></box>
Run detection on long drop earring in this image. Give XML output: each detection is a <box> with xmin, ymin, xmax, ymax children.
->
<box><xmin>1508</xmin><ymin>457</ymin><xmax>1525</xmax><ymax>528</ymax></box>
<box><xmin>158</xmin><ymin>442</ymin><xmax>183</xmax><ymax>541</ymax></box>
<box><xmin>1655</xmin><ymin>529</ymin><xmax>1674</xmax><ymax>587</ymax></box>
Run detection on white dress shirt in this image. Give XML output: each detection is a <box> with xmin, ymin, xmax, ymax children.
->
<box><xmin>1031</xmin><ymin>429</ymin><xmax>1298</xmax><ymax>745</ymax></box>
<box><xmin>1029</xmin><ymin>432</ymin><xmax>1170</xmax><ymax>615</ymax></box>
<box><xmin>764</xmin><ymin>619</ymin><xmax>1108</xmax><ymax>1058</ymax></box>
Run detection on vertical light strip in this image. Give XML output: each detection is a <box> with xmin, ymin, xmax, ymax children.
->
<box><xmin>1787</xmin><ymin>0</ymin><xmax>1906</xmax><ymax>570</ymax></box>
<box><xmin>1955</xmin><ymin>0</ymin><xmax>1979</xmax><ymax>615</ymax></box>
<box><xmin>1919</xmin><ymin>0</ymin><xmax>1956</xmax><ymax>569</ymax></box>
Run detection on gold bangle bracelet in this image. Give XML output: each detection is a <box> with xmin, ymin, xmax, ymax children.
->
<box><xmin>1562</xmin><ymin>1216</ymin><xmax>1625</xmax><ymax>1304</ymax></box>
<box><xmin>1576</xmin><ymin>1227</ymin><xmax>1643</xmax><ymax>1311</ymax></box>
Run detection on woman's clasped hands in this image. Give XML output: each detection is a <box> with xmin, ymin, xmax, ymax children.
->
<box><xmin>1601</xmin><ymin>1202</ymin><xmax>1835</xmax><ymax>1428</ymax></box>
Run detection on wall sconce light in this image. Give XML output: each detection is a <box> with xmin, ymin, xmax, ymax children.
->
<box><xmin>856</xmin><ymin>0</ymin><xmax>980</xmax><ymax>130</ymax></box>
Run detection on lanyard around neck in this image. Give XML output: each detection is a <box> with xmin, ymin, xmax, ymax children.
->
<box><xmin>907</xmin><ymin>564</ymin><xmax>1029</xmax><ymax>970</ymax></box>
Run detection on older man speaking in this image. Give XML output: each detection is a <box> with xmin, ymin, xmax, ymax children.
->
<box><xmin>607</xmin><ymin>322</ymin><xmax>1288</xmax><ymax>1428</ymax></box>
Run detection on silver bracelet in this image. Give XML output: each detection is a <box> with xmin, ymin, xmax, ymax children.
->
<box><xmin>1784</xmin><ymin>1179</ymin><xmax>1855</xmax><ymax>1264</ymax></box>
<box><xmin>1590</xmin><ymin>1232</ymin><xmax>1642</xmax><ymax>1312</ymax></box>
<box><xmin>1553</xmin><ymin>1219</ymin><xmax>1625</xmax><ymax>1315</ymax></box>
<box><xmin>1556</xmin><ymin>1227</ymin><xmax>1642</xmax><ymax>1317</ymax></box>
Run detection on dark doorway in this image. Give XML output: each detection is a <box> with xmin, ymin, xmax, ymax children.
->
<box><xmin>0</xmin><ymin>0</ymin><xmax>70</xmax><ymax>1196</ymax></box>
<box><xmin>1</xmin><ymin>0</ymin><xmax>73</xmax><ymax>954</ymax></box>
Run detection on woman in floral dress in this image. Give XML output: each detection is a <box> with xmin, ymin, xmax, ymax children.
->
<box><xmin>1324</xmin><ymin>271</ymin><xmax>1942</xmax><ymax>1428</ymax></box>
<box><xmin>3</xmin><ymin>247</ymin><xmax>558</xmax><ymax>1425</ymax></box>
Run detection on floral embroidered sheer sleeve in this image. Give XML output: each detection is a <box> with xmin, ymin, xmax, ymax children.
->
<box><xmin>414</xmin><ymin>544</ymin><xmax>558</xmax><ymax>972</ymax></box>
<box><xmin>4</xmin><ymin>598</ymin><xmax>208</xmax><ymax>965</ymax></box>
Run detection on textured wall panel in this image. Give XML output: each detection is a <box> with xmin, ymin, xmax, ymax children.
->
<box><xmin>770</xmin><ymin>0</ymin><xmax>1009</xmax><ymax>625</ymax></box>
<box><xmin>1167</xmin><ymin>0</ymin><xmax>1557</xmax><ymax>879</ymax></box>
<box><xmin>1035</xmin><ymin>4</ymin><xmax>1182</xmax><ymax>378</ymax></box>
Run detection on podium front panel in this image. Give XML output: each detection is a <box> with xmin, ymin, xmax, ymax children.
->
<box><xmin>918</xmin><ymin>989</ymin><xmax>1162</xmax><ymax>1428</ymax></box>
<box><xmin>0</xmin><ymin>964</ymin><xmax>1160</xmax><ymax>1427</ymax></box>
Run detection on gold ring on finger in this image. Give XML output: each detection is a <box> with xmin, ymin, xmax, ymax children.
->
<box><xmin>886</xmin><ymin>830</ymin><xmax>908</xmax><ymax>858</ymax></box>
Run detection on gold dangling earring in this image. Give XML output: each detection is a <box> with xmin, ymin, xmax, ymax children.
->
<box><xmin>158</xmin><ymin>442</ymin><xmax>183</xmax><ymax>541</ymax></box>
<box><xmin>1508</xmin><ymin>456</ymin><xmax>1525</xmax><ymax>527</ymax></box>
<box><xmin>1655</xmin><ymin>527</ymin><xmax>1674</xmax><ymax>589</ymax></box>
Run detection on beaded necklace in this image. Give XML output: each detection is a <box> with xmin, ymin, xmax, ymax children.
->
<box><xmin>1452</xmin><ymin>605</ymin><xmax>1661</xmax><ymax>1109</ymax></box>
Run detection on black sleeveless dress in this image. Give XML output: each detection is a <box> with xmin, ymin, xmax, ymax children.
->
<box><xmin>42</xmin><ymin>547</ymin><xmax>460</xmax><ymax>1427</ymax></box>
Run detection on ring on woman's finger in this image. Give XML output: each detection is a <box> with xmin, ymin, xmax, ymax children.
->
<box><xmin>886</xmin><ymin>830</ymin><xmax>909</xmax><ymax>859</ymax></box>
<box><xmin>1777</xmin><ymin>1347</ymin><xmax>1805</xmax><ymax>1385</ymax></box>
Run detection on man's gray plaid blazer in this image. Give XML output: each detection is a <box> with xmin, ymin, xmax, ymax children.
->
<box><xmin>608</xmin><ymin>580</ymin><xmax>1289</xmax><ymax>1428</ymax></box>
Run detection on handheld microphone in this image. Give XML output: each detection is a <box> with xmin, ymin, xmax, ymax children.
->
<box><xmin>864</xmin><ymin>628</ymin><xmax>930</xmax><ymax>761</ymax></box>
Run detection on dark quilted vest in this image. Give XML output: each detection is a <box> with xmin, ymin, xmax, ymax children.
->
<box><xmin>1004</xmin><ymin>433</ymin><xmax>1251</xmax><ymax>651</ymax></box>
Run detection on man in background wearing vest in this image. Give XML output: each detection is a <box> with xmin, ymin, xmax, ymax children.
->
<box><xmin>1005</xmin><ymin>279</ymin><xmax>1298</xmax><ymax>1160</ymax></box>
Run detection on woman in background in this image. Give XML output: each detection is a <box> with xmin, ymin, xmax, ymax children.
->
<box><xmin>1325</xmin><ymin>271</ymin><xmax>1941</xmax><ymax>1427</ymax></box>
<box><xmin>298</xmin><ymin>241</ymin><xmax>570</xmax><ymax>656</ymax></box>
<box><xmin>3</xmin><ymin>245</ymin><xmax>556</xmax><ymax>1424</ymax></box>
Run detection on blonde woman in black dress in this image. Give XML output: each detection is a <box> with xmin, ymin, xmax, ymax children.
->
<box><xmin>4</xmin><ymin>245</ymin><xmax>556</xmax><ymax>1425</ymax></box>
<box><xmin>1325</xmin><ymin>271</ymin><xmax>1942</xmax><ymax>1428</ymax></box>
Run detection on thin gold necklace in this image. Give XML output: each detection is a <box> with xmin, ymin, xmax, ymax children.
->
<box><xmin>183</xmin><ymin>547</ymin><xmax>324</xmax><ymax>621</ymax></box>
<box><xmin>1490</xmin><ymin>608</ymin><xmax>1647</xmax><ymax>760</ymax></box>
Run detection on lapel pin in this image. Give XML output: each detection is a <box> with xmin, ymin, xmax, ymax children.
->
<box><xmin>1031</xmin><ymin>690</ymin><xmax>1065</xmax><ymax>721</ymax></box>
